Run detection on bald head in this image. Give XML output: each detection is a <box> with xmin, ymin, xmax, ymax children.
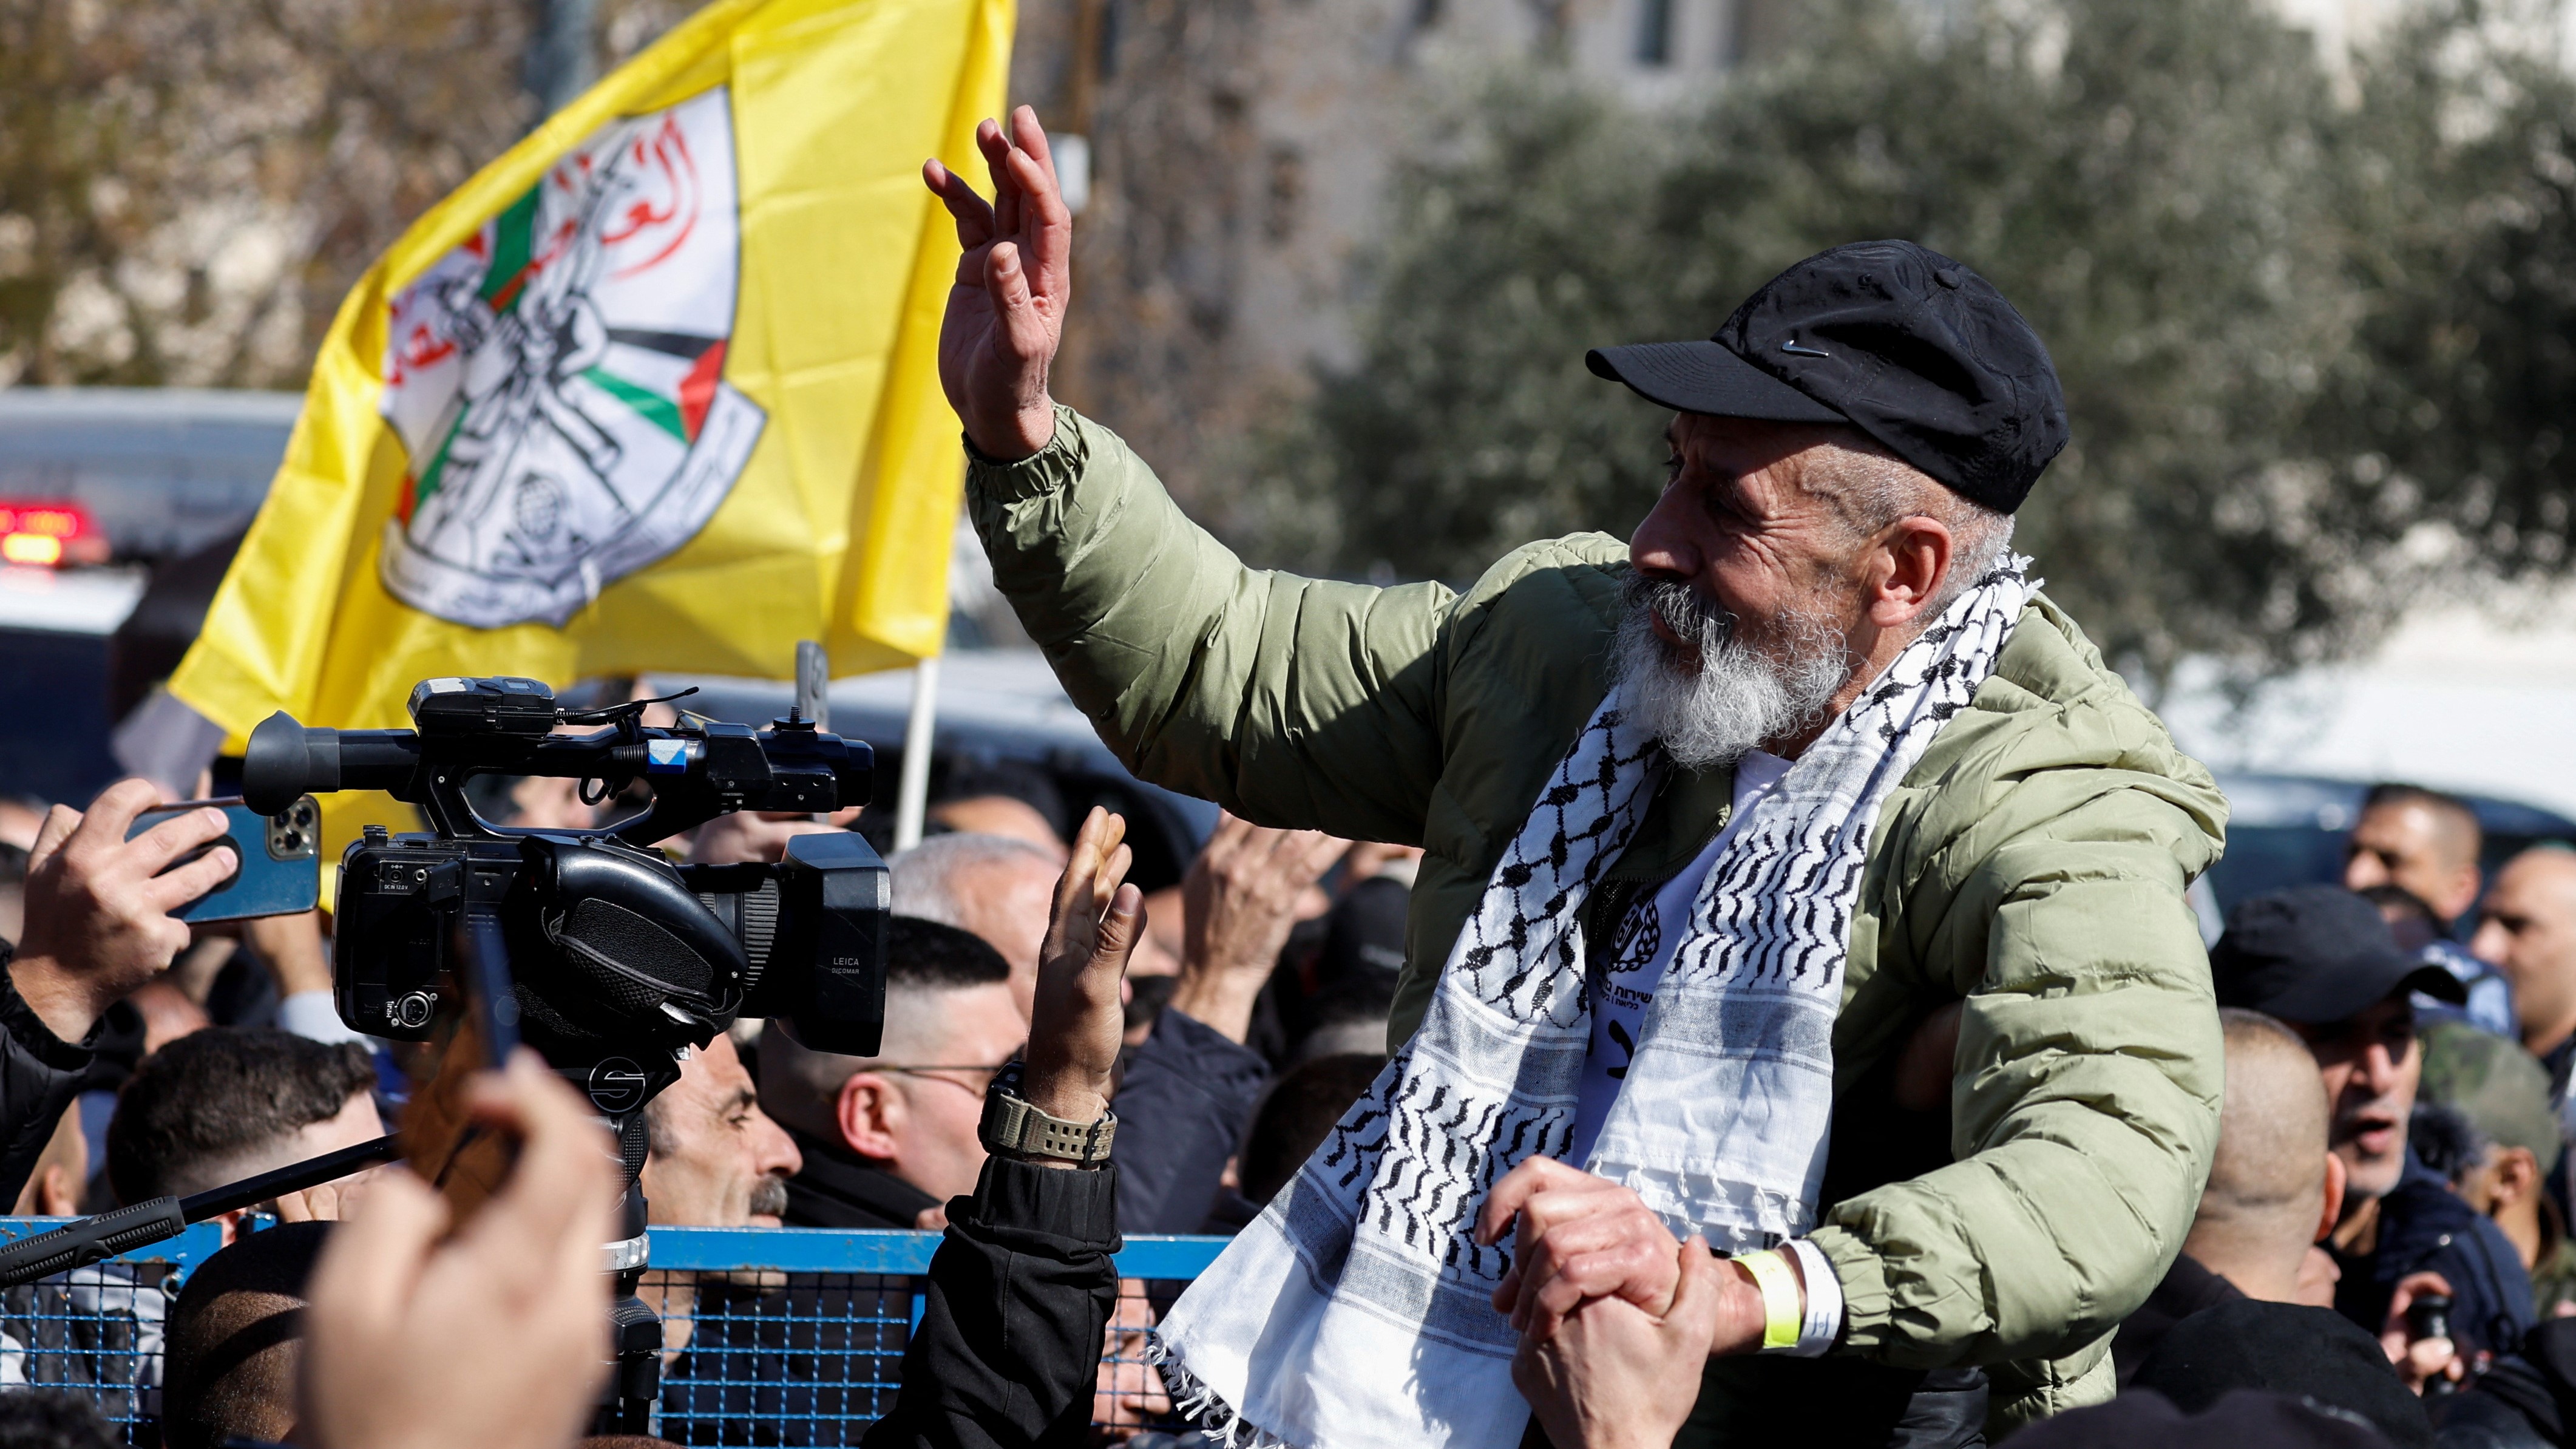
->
<box><xmin>889</xmin><ymin>832</ymin><xmax>1062</xmax><ymax>1012</ymax></box>
<box><xmin>2476</xmin><ymin>847</ymin><xmax>2576</xmax><ymax>1056</ymax></box>
<box><xmin>164</xmin><ymin>1223</ymin><xmax>332</xmax><ymax>1449</ymax></box>
<box><xmin>2347</xmin><ymin>784</ymin><xmax>2483</xmax><ymax>923</ymax></box>
<box><xmin>2183</xmin><ymin>1010</ymin><xmax>2339</xmax><ymax>1301</ymax></box>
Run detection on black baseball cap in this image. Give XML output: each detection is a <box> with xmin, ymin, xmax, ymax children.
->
<box><xmin>1585</xmin><ymin>239</ymin><xmax>2069</xmax><ymax>514</ymax></box>
<box><xmin>2210</xmin><ymin>884</ymin><xmax>2467</xmax><ymax>1025</ymax></box>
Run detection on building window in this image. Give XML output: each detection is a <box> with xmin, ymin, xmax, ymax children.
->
<box><xmin>1635</xmin><ymin>0</ymin><xmax>1675</xmax><ymax>64</ymax></box>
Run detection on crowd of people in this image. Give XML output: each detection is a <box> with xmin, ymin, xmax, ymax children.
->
<box><xmin>4</xmin><ymin>103</ymin><xmax>2576</xmax><ymax>1449</ymax></box>
<box><xmin>13</xmin><ymin>721</ymin><xmax>2576</xmax><ymax>1449</ymax></box>
<box><xmin>0</xmin><ymin>728</ymin><xmax>1422</xmax><ymax>1446</ymax></box>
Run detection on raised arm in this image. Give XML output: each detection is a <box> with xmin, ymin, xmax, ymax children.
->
<box><xmin>927</xmin><ymin>110</ymin><xmax>1454</xmax><ymax>841</ymax></box>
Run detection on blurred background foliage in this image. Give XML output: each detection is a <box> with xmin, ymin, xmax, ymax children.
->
<box><xmin>1262</xmin><ymin>0</ymin><xmax>2576</xmax><ymax>685</ymax></box>
<box><xmin>5</xmin><ymin>0</ymin><xmax>2575</xmax><ymax>685</ymax></box>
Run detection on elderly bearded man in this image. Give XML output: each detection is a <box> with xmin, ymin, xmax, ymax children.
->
<box><xmin>923</xmin><ymin>113</ymin><xmax>2227</xmax><ymax>1447</ymax></box>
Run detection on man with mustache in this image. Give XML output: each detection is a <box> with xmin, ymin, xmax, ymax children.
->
<box><xmin>640</xmin><ymin>1033</ymin><xmax>802</xmax><ymax>1229</ymax></box>
<box><xmin>922</xmin><ymin>111</ymin><xmax>2228</xmax><ymax>1444</ymax></box>
<box><xmin>2211</xmin><ymin>885</ymin><xmax>2534</xmax><ymax>1372</ymax></box>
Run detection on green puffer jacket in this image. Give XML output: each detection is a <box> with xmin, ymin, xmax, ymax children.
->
<box><xmin>967</xmin><ymin>409</ymin><xmax>2229</xmax><ymax>1432</ymax></box>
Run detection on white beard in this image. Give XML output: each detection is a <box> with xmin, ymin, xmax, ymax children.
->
<box><xmin>1611</xmin><ymin>574</ymin><xmax>1850</xmax><ymax>770</ymax></box>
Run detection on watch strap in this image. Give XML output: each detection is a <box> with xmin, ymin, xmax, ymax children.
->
<box><xmin>979</xmin><ymin>1065</ymin><xmax>1116</xmax><ymax>1166</ymax></box>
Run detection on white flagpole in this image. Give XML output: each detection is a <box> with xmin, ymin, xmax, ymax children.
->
<box><xmin>893</xmin><ymin>653</ymin><xmax>939</xmax><ymax>852</ymax></box>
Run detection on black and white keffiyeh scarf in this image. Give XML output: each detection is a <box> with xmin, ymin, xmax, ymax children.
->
<box><xmin>1150</xmin><ymin>558</ymin><xmax>2034</xmax><ymax>1449</ymax></box>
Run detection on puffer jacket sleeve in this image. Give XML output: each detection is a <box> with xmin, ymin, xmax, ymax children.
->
<box><xmin>1806</xmin><ymin>784</ymin><xmax>2225</xmax><ymax>1369</ymax></box>
<box><xmin>965</xmin><ymin>409</ymin><xmax>1454</xmax><ymax>845</ymax></box>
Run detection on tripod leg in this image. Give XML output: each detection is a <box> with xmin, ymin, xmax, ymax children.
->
<box><xmin>605</xmin><ymin>1271</ymin><xmax>664</xmax><ymax>1433</ymax></box>
<box><xmin>591</xmin><ymin>1128</ymin><xmax>664</xmax><ymax>1436</ymax></box>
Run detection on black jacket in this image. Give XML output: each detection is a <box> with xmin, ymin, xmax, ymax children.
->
<box><xmin>2336</xmin><ymin>1147</ymin><xmax>2536</xmax><ymax>1360</ymax></box>
<box><xmin>863</xmin><ymin>1156</ymin><xmax>1119</xmax><ymax>1449</ymax></box>
<box><xmin>1108</xmin><ymin>1008</ymin><xmax>1267</xmax><ymax>1235</ymax></box>
<box><xmin>2433</xmin><ymin>1318</ymin><xmax>2576</xmax><ymax>1448</ymax></box>
<box><xmin>2112</xmin><ymin>1252</ymin><xmax>2246</xmax><ymax>1385</ymax></box>
<box><xmin>0</xmin><ymin>945</ymin><xmax>109</xmax><ymax>1208</ymax></box>
<box><xmin>781</xmin><ymin>1128</ymin><xmax>945</xmax><ymax>1229</ymax></box>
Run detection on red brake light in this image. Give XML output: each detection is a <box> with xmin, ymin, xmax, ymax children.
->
<box><xmin>0</xmin><ymin>501</ymin><xmax>105</xmax><ymax>567</ymax></box>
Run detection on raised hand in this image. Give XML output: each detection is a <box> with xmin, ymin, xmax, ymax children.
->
<box><xmin>923</xmin><ymin>106</ymin><xmax>1073</xmax><ymax>461</ymax></box>
<box><xmin>1168</xmin><ymin>812</ymin><xmax>1347</xmax><ymax>1043</ymax></box>
<box><xmin>1024</xmin><ymin>807</ymin><xmax>1144</xmax><ymax>1130</ymax></box>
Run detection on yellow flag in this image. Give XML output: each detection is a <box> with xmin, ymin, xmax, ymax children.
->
<box><xmin>171</xmin><ymin>0</ymin><xmax>1010</xmax><ymax>747</ymax></box>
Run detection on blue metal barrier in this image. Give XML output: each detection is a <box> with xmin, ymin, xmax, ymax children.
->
<box><xmin>0</xmin><ymin>1220</ymin><xmax>1230</xmax><ymax>1445</ymax></box>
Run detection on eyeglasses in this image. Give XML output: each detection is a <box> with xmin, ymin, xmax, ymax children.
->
<box><xmin>877</xmin><ymin>1059</ymin><xmax>1020</xmax><ymax>1098</ymax></box>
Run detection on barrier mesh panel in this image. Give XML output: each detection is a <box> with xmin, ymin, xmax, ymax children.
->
<box><xmin>0</xmin><ymin>1226</ymin><xmax>1219</xmax><ymax>1447</ymax></box>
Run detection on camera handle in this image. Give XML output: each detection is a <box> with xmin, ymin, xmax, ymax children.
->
<box><xmin>0</xmin><ymin>1134</ymin><xmax>400</xmax><ymax>1288</ymax></box>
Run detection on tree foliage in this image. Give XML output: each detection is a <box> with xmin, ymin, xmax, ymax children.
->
<box><xmin>0</xmin><ymin>0</ymin><xmax>693</xmax><ymax>390</ymax></box>
<box><xmin>1275</xmin><ymin>0</ymin><xmax>2576</xmax><ymax>682</ymax></box>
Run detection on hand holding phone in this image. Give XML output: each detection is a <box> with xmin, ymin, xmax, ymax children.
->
<box><xmin>13</xmin><ymin>780</ymin><xmax>239</xmax><ymax>1042</ymax></box>
<box><xmin>124</xmin><ymin>795</ymin><xmax>321</xmax><ymax>924</ymax></box>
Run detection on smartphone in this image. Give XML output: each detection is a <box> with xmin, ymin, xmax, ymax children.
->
<box><xmin>126</xmin><ymin>796</ymin><xmax>322</xmax><ymax>923</ymax></box>
<box><xmin>399</xmin><ymin>912</ymin><xmax>524</xmax><ymax>1229</ymax></box>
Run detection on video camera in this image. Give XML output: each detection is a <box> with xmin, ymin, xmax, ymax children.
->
<box><xmin>242</xmin><ymin>675</ymin><xmax>891</xmax><ymax>1121</ymax></box>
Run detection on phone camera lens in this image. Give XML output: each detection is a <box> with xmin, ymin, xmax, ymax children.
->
<box><xmin>277</xmin><ymin>830</ymin><xmax>304</xmax><ymax>852</ymax></box>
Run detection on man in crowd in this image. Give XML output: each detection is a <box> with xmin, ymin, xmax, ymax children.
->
<box><xmin>158</xmin><ymin>1221</ymin><xmax>332</xmax><ymax>1449</ymax></box>
<box><xmin>756</xmin><ymin>918</ymin><xmax>1023</xmax><ymax>1229</ymax></box>
<box><xmin>893</xmin><ymin>815</ymin><xmax>1340</xmax><ymax>1235</ymax></box>
<box><xmin>641</xmin><ymin>1033</ymin><xmax>801</xmax><ymax>1228</ymax></box>
<box><xmin>650</xmin><ymin>981</ymin><xmax>854</xmax><ymax>1447</ymax></box>
<box><xmin>2346</xmin><ymin>782</ymin><xmax>2513</xmax><ymax>1036</ymax></box>
<box><xmin>1110</xmin><ymin>812</ymin><xmax>1340</xmax><ymax>1233</ymax></box>
<box><xmin>2209</xmin><ymin>885</ymin><xmax>2534</xmax><ymax>1364</ymax></box>
<box><xmin>104</xmin><ymin>1027</ymin><xmax>381</xmax><ymax>1238</ymax></box>
<box><xmin>2112</xmin><ymin>1008</ymin><xmax>2348</xmax><ymax>1381</ymax></box>
<box><xmin>2420</xmin><ymin>1019</ymin><xmax>2576</xmax><ymax>1315</ymax></box>
<box><xmin>2</xmin><ymin>1028</ymin><xmax>367</xmax><ymax>1422</ymax></box>
<box><xmin>2347</xmin><ymin>784</ymin><xmax>2486</xmax><ymax>927</ymax></box>
<box><xmin>2474</xmin><ymin>847</ymin><xmax>2576</xmax><ymax>1110</ymax></box>
<box><xmin>926</xmin><ymin>110</ymin><xmax>2228</xmax><ymax>1441</ymax></box>
<box><xmin>888</xmin><ymin>833</ymin><xmax>1063</xmax><ymax>1006</ymax></box>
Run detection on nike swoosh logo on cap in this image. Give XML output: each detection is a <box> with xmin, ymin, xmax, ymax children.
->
<box><xmin>1780</xmin><ymin>337</ymin><xmax>1831</xmax><ymax>358</ymax></box>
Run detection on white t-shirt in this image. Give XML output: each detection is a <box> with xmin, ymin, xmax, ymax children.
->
<box><xmin>1567</xmin><ymin>749</ymin><xmax>1793</xmax><ymax>1169</ymax></box>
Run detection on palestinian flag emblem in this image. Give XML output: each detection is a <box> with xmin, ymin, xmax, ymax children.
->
<box><xmin>377</xmin><ymin>87</ymin><xmax>763</xmax><ymax>629</ymax></box>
